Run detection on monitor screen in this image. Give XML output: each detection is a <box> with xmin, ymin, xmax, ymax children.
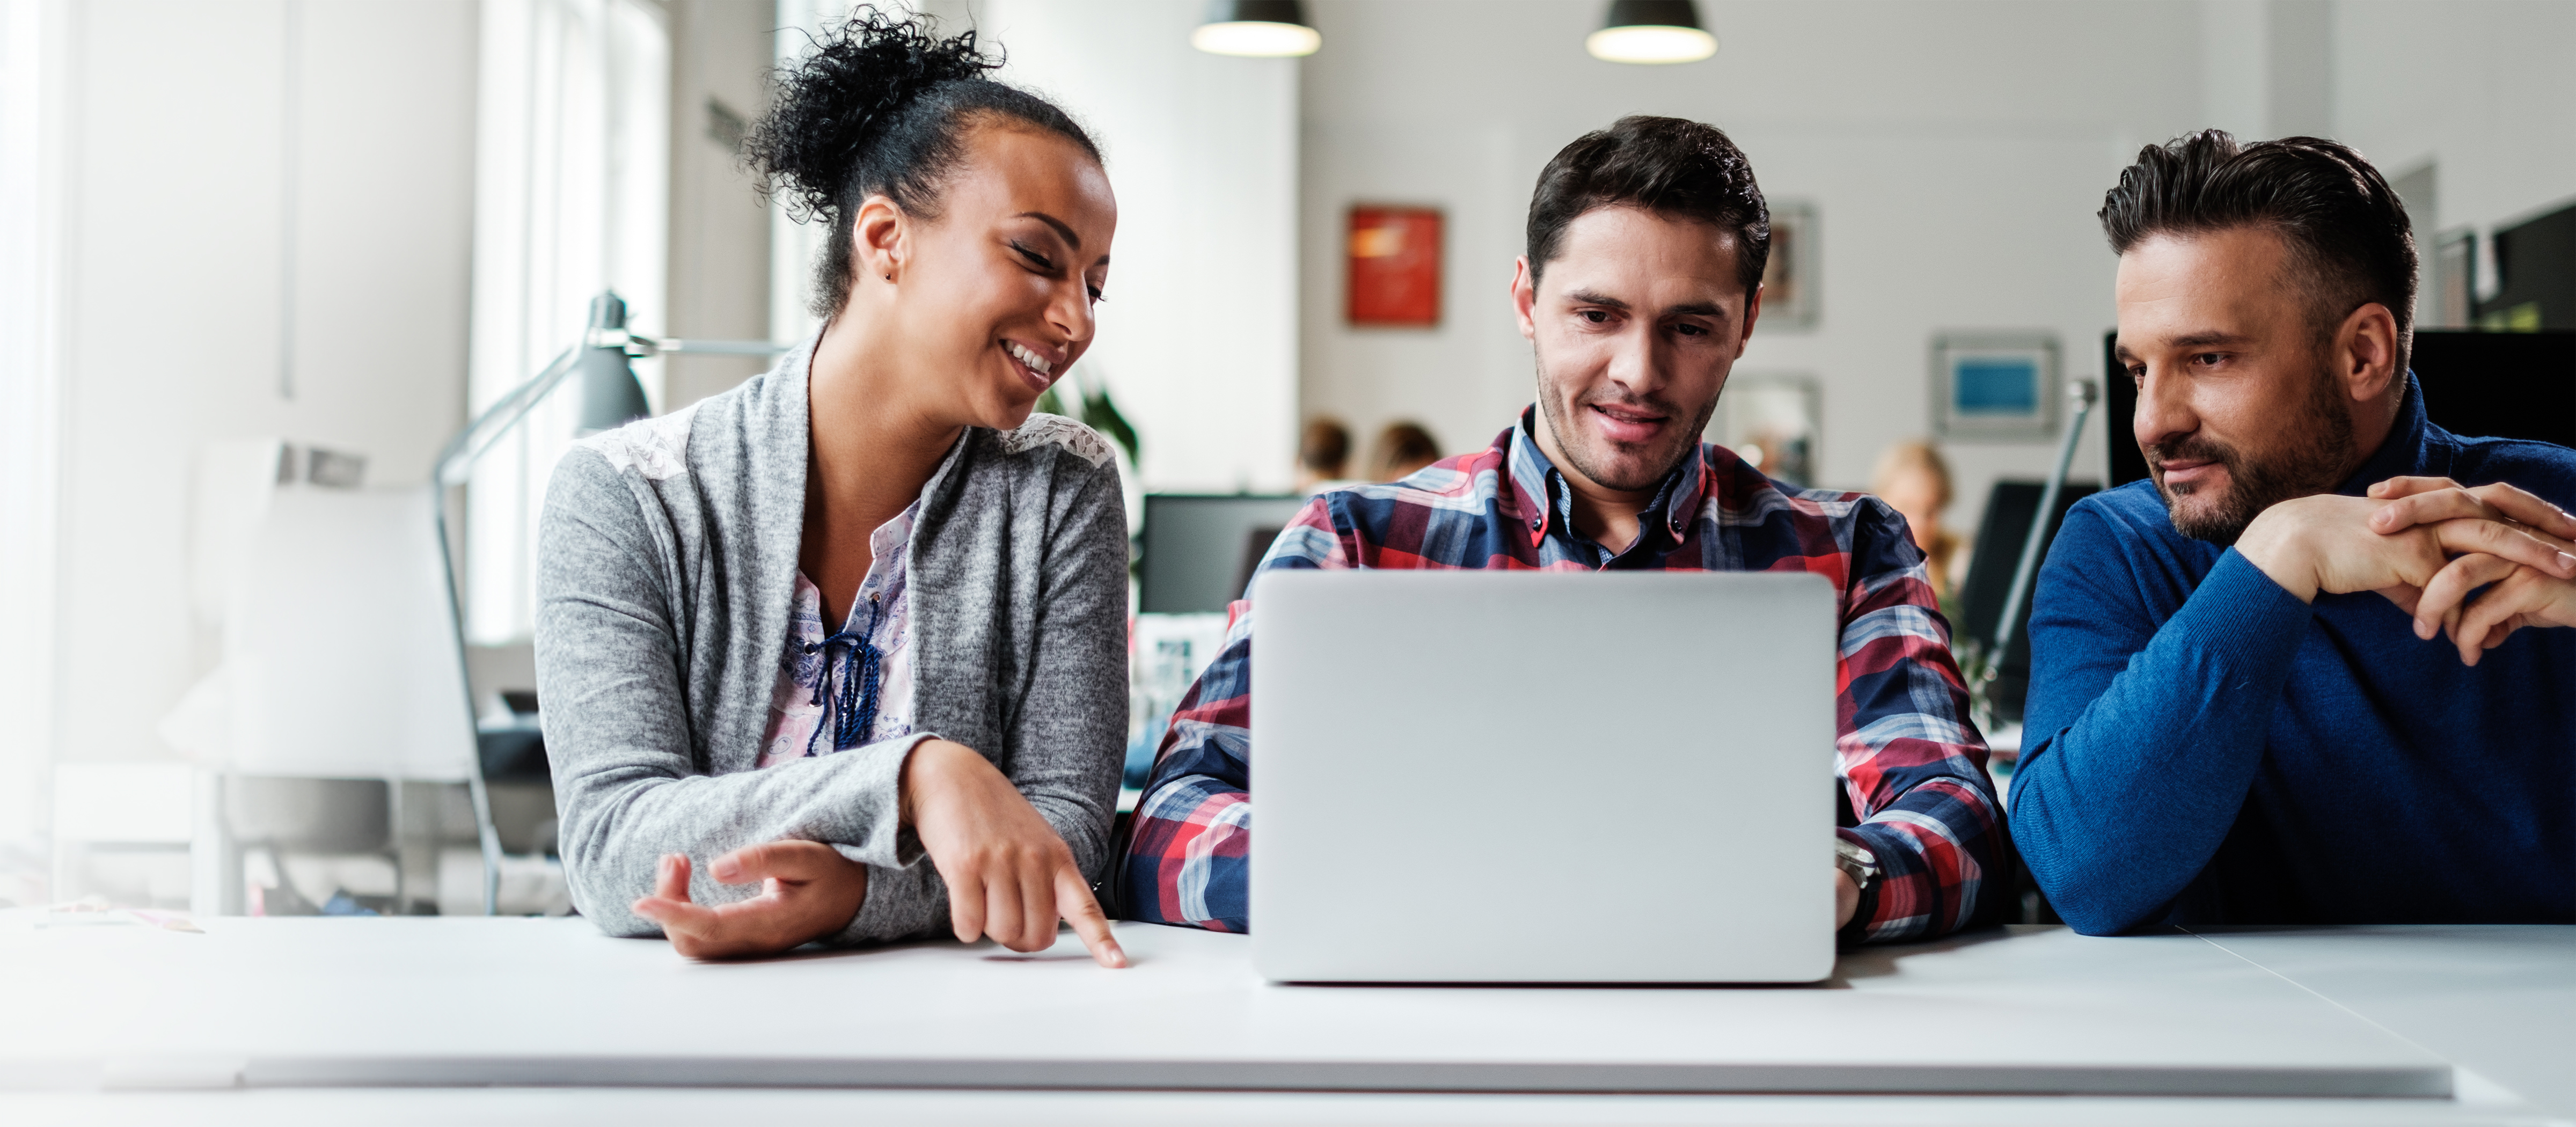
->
<box><xmin>1139</xmin><ymin>494</ymin><xmax>1314</xmax><ymax>614</ymax></box>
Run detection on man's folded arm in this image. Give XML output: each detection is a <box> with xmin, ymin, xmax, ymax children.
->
<box><xmin>2010</xmin><ymin>503</ymin><xmax>2312</xmax><ymax>934</ymax></box>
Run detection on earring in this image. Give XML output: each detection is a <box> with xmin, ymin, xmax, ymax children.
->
<box><xmin>883</xmin><ymin>273</ymin><xmax>892</xmax><ymax>281</ymax></box>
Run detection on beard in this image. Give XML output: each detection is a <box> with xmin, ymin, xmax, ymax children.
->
<box><xmin>1533</xmin><ymin>355</ymin><xmax>1722</xmax><ymax>494</ymax></box>
<box><xmin>2148</xmin><ymin>356</ymin><xmax>2356</xmax><ymax>545</ymax></box>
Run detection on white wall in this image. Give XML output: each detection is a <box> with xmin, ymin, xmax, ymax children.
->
<box><xmin>1298</xmin><ymin>0</ymin><xmax>2224</xmax><ymax>539</ymax></box>
<box><xmin>2331</xmin><ymin>1</ymin><xmax>2576</xmax><ymax>241</ymax></box>
<box><xmin>977</xmin><ymin>0</ymin><xmax>1301</xmax><ymax>492</ymax></box>
<box><xmin>663</xmin><ymin>0</ymin><xmax>774</xmax><ymax>409</ymax></box>
<box><xmin>49</xmin><ymin>0</ymin><xmax>481</xmax><ymax>765</ymax></box>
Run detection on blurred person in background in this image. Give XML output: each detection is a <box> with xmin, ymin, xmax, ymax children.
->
<box><xmin>1872</xmin><ymin>440</ymin><xmax>1964</xmax><ymax>609</ymax></box>
<box><xmin>1296</xmin><ymin>416</ymin><xmax>1355</xmax><ymax>494</ymax></box>
<box><xmin>1373</xmin><ymin>421</ymin><xmax>1444</xmax><ymax>481</ymax></box>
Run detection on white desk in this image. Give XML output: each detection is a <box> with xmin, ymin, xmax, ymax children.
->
<box><xmin>0</xmin><ymin>919</ymin><xmax>2565</xmax><ymax>1124</ymax></box>
<box><xmin>2187</xmin><ymin>925</ymin><xmax>2576</xmax><ymax>1116</ymax></box>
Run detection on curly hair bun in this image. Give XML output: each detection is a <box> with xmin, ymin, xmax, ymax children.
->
<box><xmin>750</xmin><ymin>9</ymin><xmax>1000</xmax><ymax>224</ymax></box>
<box><xmin>744</xmin><ymin>7</ymin><xmax>1099</xmax><ymax>318</ymax></box>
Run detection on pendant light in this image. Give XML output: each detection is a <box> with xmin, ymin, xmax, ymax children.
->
<box><xmin>1192</xmin><ymin>0</ymin><xmax>1322</xmax><ymax>57</ymax></box>
<box><xmin>1587</xmin><ymin>0</ymin><xmax>1717</xmax><ymax>64</ymax></box>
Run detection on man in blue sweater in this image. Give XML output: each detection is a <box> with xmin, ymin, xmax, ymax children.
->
<box><xmin>2015</xmin><ymin>130</ymin><xmax>2576</xmax><ymax>934</ymax></box>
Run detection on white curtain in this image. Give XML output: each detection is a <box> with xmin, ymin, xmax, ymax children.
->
<box><xmin>466</xmin><ymin>0</ymin><xmax>669</xmax><ymax>644</ymax></box>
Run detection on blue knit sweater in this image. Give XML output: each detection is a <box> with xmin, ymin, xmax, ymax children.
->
<box><xmin>2014</xmin><ymin>377</ymin><xmax>2576</xmax><ymax>933</ymax></box>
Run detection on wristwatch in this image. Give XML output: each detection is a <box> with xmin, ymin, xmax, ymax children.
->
<box><xmin>1833</xmin><ymin>835</ymin><xmax>1879</xmax><ymax>896</ymax></box>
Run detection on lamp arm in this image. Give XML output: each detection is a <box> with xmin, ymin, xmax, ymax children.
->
<box><xmin>434</xmin><ymin>346</ymin><xmax>582</xmax><ymax>488</ymax></box>
<box><xmin>653</xmin><ymin>337</ymin><xmax>792</xmax><ymax>357</ymax></box>
<box><xmin>1992</xmin><ymin>379</ymin><xmax>2101</xmax><ymax>660</ymax></box>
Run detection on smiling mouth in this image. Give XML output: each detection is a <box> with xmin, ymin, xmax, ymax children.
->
<box><xmin>1004</xmin><ymin>340</ymin><xmax>1057</xmax><ymax>391</ymax></box>
<box><xmin>1586</xmin><ymin>401</ymin><xmax>1671</xmax><ymax>442</ymax></box>
<box><xmin>2155</xmin><ymin>459</ymin><xmax>2225</xmax><ymax>493</ymax></box>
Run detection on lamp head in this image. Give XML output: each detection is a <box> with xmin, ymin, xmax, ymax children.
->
<box><xmin>1193</xmin><ymin>0</ymin><xmax>1321</xmax><ymax>57</ymax></box>
<box><xmin>1588</xmin><ymin>0</ymin><xmax>1717</xmax><ymax>64</ymax></box>
<box><xmin>577</xmin><ymin>291</ymin><xmax>650</xmax><ymax>434</ymax></box>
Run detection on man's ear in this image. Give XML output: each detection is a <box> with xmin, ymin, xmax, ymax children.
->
<box><xmin>2336</xmin><ymin>302</ymin><xmax>2401</xmax><ymax>404</ymax></box>
<box><xmin>1740</xmin><ymin>280</ymin><xmax>1764</xmax><ymax>347</ymax></box>
<box><xmin>851</xmin><ymin>194</ymin><xmax>907</xmax><ymax>287</ymax></box>
<box><xmin>1511</xmin><ymin>256</ymin><xmax>1540</xmax><ymax>341</ymax></box>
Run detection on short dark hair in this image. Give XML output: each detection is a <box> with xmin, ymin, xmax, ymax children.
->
<box><xmin>1373</xmin><ymin>421</ymin><xmax>1442</xmax><ymax>478</ymax></box>
<box><xmin>1525</xmin><ymin>115</ymin><xmax>1769</xmax><ymax>294</ymax></box>
<box><xmin>1299</xmin><ymin>417</ymin><xmax>1350</xmax><ymax>475</ymax></box>
<box><xmin>746</xmin><ymin>9</ymin><xmax>1102</xmax><ymax>318</ymax></box>
<box><xmin>2099</xmin><ymin>129</ymin><xmax>2418</xmax><ymax>374</ymax></box>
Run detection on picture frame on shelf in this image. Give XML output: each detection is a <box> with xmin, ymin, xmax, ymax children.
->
<box><xmin>1930</xmin><ymin>332</ymin><xmax>2060</xmax><ymax>442</ymax></box>
<box><xmin>1761</xmin><ymin>201</ymin><xmax>1818</xmax><ymax>331</ymax></box>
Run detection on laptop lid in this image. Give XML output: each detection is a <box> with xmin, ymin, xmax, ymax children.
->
<box><xmin>1250</xmin><ymin>569</ymin><xmax>1838</xmax><ymax>983</ymax></box>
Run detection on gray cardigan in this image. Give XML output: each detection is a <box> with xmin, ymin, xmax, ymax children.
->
<box><xmin>533</xmin><ymin>336</ymin><xmax>1129</xmax><ymax>943</ymax></box>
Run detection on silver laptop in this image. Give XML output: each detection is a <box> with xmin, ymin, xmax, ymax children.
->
<box><xmin>1249</xmin><ymin>569</ymin><xmax>1838</xmax><ymax>983</ymax></box>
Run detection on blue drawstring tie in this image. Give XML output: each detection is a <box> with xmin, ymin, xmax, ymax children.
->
<box><xmin>803</xmin><ymin>597</ymin><xmax>885</xmax><ymax>757</ymax></box>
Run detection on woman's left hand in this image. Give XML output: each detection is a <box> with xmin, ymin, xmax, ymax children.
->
<box><xmin>630</xmin><ymin>842</ymin><xmax>870</xmax><ymax>959</ymax></box>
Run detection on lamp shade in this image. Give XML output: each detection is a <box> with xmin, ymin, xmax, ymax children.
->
<box><xmin>577</xmin><ymin>291</ymin><xmax>650</xmax><ymax>434</ymax></box>
<box><xmin>1193</xmin><ymin>0</ymin><xmax>1320</xmax><ymax>57</ymax></box>
<box><xmin>1588</xmin><ymin>0</ymin><xmax>1717</xmax><ymax>64</ymax></box>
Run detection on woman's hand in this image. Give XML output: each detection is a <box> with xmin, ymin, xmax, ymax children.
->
<box><xmin>630</xmin><ymin>841</ymin><xmax>869</xmax><ymax>959</ymax></box>
<box><xmin>901</xmin><ymin>739</ymin><xmax>1127</xmax><ymax>968</ymax></box>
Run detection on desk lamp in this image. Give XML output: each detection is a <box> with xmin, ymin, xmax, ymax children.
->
<box><xmin>1978</xmin><ymin>378</ymin><xmax>2101</xmax><ymax>720</ymax></box>
<box><xmin>429</xmin><ymin>290</ymin><xmax>788</xmax><ymax>912</ymax></box>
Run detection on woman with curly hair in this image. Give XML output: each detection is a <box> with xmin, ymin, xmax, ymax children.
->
<box><xmin>536</xmin><ymin>10</ymin><xmax>1128</xmax><ymax>965</ymax></box>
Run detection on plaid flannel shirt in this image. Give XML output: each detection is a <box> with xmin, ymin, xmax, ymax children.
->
<box><xmin>1119</xmin><ymin>411</ymin><xmax>2004</xmax><ymax>942</ymax></box>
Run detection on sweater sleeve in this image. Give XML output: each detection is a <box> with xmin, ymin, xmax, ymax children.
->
<box><xmin>2010</xmin><ymin>502</ymin><xmax>2315</xmax><ymax>934</ymax></box>
<box><xmin>836</xmin><ymin>445</ymin><xmax>1132</xmax><ymax>943</ymax></box>
<box><xmin>537</xmin><ymin>449</ymin><xmax>931</xmax><ymax>939</ymax></box>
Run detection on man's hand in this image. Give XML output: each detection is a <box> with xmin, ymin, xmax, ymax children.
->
<box><xmin>1833</xmin><ymin>869</ymin><xmax>1858</xmax><ymax>930</ymax></box>
<box><xmin>631</xmin><ymin>841</ymin><xmax>869</xmax><ymax>960</ymax></box>
<box><xmin>2234</xmin><ymin>493</ymin><xmax>2576</xmax><ymax>604</ymax></box>
<box><xmin>2367</xmin><ymin>477</ymin><xmax>2576</xmax><ymax>663</ymax></box>
<box><xmin>901</xmin><ymin>740</ymin><xmax>1127</xmax><ymax>968</ymax></box>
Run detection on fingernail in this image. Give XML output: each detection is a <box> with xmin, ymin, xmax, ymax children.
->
<box><xmin>2558</xmin><ymin>552</ymin><xmax>2575</xmax><ymax>574</ymax></box>
<box><xmin>711</xmin><ymin>857</ymin><xmax>738</xmax><ymax>880</ymax></box>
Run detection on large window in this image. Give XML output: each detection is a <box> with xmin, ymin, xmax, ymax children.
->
<box><xmin>0</xmin><ymin>0</ymin><xmax>68</xmax><ymax>860</ymax></box>
<box><xmin>465</xmin><ymin>0</ymin><xmax>669</xmax><ymax>643</ymax></box>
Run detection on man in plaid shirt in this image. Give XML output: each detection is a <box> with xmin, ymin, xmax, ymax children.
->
<box><xmin>1121</xmin><ymin>116</ymin><xmax>2005</xmax><ymax>946</ymax></box>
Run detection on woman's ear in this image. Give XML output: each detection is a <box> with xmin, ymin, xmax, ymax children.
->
<box><xmin>852</xmin><ymin>194</ymin><xmax>907</xmax><ymax>287</ymax></box>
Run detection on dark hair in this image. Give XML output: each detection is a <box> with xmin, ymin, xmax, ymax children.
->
<box><xmin>2099</xmin><ymin>129</ymin><xmax>2418</xmax><ymax>373</ymax></box>
<box><xmin>745</xmin><ymin>9</ymin><xmax>1101</xmax><ymax>318</ymax></box>
<box><xmin>1525</xmin><ymin>115</ymin><xmax>1769</xmax><ymax>293</ymax></box>
<box><xmin>1373</xmin><ymin>421</ymin><xmax>1442</xmax><ymax>479</ymax></box>
<box><xmin>1299</xmin><ymin>417</ymin><xmax>1351</xmax><ymax>475</ymax></box>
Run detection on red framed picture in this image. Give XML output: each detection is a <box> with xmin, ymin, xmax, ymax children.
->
<box><xmin>1346</xmin><ymin>206</ymin><xmax>1442</xmax><ymax>327</ymax></box>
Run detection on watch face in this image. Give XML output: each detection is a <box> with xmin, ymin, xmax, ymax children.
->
<box><xmin>1834</xmin><ymin>837</ymin><xmax>1879</xmax><ymax>883</ymax></box>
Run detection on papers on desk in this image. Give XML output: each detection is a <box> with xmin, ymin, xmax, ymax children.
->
<box><xmin>3</xmin><ymin>897</ymin><xmax>203</xmax><ymax>933</ymax></box>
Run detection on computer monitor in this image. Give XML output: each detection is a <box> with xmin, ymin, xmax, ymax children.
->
<box><xmin>1955</xmin><ymin>479</ymin><xmax>2097</xmax><ymax>725</ymax></box>
<box><xmin>1138</xmin><ymin>494</ymin><xmax>1313</xmax><ymax>614</ymax></box>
